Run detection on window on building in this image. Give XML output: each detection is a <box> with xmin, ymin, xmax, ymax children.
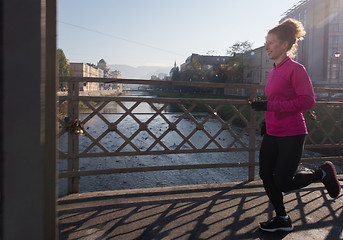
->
<box><xmin>332</xmin><ymin>36</ymin><xmax>339</xmax><ymax>45</ymax></box>
<box><xmin>330</xmin><ymin>23</ymin><xmax>339</xmax><ymax>32</ymax></box>
<box><xmin>247</xmin><ymin>71</ymin><xmax>252</xmax><ymax>78</ymax></box>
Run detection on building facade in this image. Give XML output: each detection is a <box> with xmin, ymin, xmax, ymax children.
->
<box><xmin>180</xmin><ymin>51</ymin><xmax>274</xmax><ymax>86</ymax></box>
<box><xmin>70</xmin><ymin>62</ymin><xmax>104</xmax><ymax>78</ymax></box>
<box><xmin>97</xmin><ymin>59</ymin><xmax>122</xmax><ymax>90</ymax></box>
<box><xmin>243</xmin><ymin>47</ymin><xmax>274</xmax><ymax>85</ymax></box>
<box><xmin>281</xmin><ymin>0</ymin><xmax>343</xmax><ymax>87</ymax></box>
<box><xmin>97</xmin><ymin>58</ymin><xmax>108</xmax><ymax>71</ymax></box>
<box><xmin>70</xmin><ymin>63</ymin><xmax>104</xmax><ymax>91</ymax></box>
<box><xmin>180</xmin><ymin>53</ymin><xmax>232</xmax><ymax>72</ymax></box>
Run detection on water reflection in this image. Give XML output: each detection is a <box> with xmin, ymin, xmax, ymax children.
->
<box><xmin>101</xmin><ymin>90</ymin><xmax>169</xmax><ymax>114</ymax></box>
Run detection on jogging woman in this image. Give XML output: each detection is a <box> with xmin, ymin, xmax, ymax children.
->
<box><xmin>250</xmin><ymin>18</ymin><xmax>341</xmax><ymax>232</ymax></box>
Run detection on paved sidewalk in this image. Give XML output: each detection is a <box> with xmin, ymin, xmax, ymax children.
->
<box><xmin>58</xmin><ymin>177</ymin><xmax>343</xmax><ymax>240</ymax></box>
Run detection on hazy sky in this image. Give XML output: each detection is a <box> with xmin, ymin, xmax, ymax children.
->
<box><xmin>58</xmin><ymin>0</ymin><xmax>302</xmax><ymax>67</ymax></box>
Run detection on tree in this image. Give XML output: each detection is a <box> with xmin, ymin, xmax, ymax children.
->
<box><xmin>226</xmin><ymin>41</ymin><xmax>253</xmax><ymax>56</ymax></box>
<box><xmin>170</xmin><ymin>66</ymin><xmax>181</xmax><ymax>81</ymax></box>
<box><xmin>57</xmin><ymin>48</ymin><xmax>71</xmax><ymax>90</ymax></box>
<box><xmin>57</xmin><ymin>48</ymin><xmax>70</xmax><ymax>77</ymax></box>
<box><xmin>179</xmin><ymin>55</ymin><xmax>204</xmax><ymax>82</ymax></box>
<box><xmin>226</xmin><ymin>41</ymin><xmax>253</xmax><ymax>83</ymax></box>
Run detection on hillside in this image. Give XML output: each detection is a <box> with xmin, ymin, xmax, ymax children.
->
<box><xmin>109</xmin><ymin>64</ymin><xmax>172</xmax><ymax>79</ymax></box>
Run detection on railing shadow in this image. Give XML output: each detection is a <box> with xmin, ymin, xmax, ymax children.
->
<box><xmin>58</xmin><ymin>180</ymin><xmax>343</xmax><ymax>240</ymax></box>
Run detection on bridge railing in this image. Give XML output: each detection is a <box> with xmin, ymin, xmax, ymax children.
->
<box><xmin>58</xmin><ymin>77</ymin><xmax>343</xmax><ymax>194</ymax></box>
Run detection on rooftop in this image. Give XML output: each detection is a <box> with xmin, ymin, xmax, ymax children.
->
<box><xmin>282</xmin><ymin>0</ymin><xmax>310</xmax><ymax>17</ymax></box>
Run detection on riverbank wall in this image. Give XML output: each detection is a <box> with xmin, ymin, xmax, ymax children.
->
<box><xmin>58</xmin><ymin>89</ymin><xmax>121</xmax><ymax>97</ymax></box>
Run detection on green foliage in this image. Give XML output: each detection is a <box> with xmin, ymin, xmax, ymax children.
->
<box><xmin>170</xmin><ymin>66</ymin><xmax>181</xmax><ymax>81</ymax></box>
<box><xmin>57</xmin><ymin>48</ymin><xmax>72</xmax><ymax>90</ymax></box>
<box><xmin>58</xmin><ymin>100</ymin><xmax>100</xmax><ymax>118</ymax></box>
<box><xmin>57</xmin><ymin>48</ymin><xmax>71</xmax><ymax>77</ymax></box>
<box><xmin>227</xmin><ymin>41</ymin><xmax>253</xmax><ymax>56</ymax></box>
<box><xmin>226</xmin><ymin>41</ymin><xmax>253</xmax><ymax>83</ymax></box>
<box><xmin>179</xmin><ymin>55</ymin><xmax>205</xmax><ymax>82</ymax></box>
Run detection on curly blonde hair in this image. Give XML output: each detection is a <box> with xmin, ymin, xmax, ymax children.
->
<box><xmin>268</xmin><ymin>18</ymin><xmax>306</xmax><ymax>58</ymax></box>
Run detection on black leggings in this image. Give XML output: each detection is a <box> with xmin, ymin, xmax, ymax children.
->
<box><xmin>259</xmin><ymin>134</ymin><xmax>321</xmax><ymax>216</ymax></box>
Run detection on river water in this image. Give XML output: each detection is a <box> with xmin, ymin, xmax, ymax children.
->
<box><xmin>58</xmin><ymin>90</ymin><xmax>323</xmax><ymax>196</ymax></box>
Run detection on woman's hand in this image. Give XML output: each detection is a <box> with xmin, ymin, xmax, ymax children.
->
<box><xmin>249</xmin><ymin>97</ymin><xmax>268</xmax><ymax>111</ymax></box>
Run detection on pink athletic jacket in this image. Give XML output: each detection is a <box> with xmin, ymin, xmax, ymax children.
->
<box><xmin>265</xmin><ymin>57</ymin><xmax>315</xmax><ymax>137</ymax></box>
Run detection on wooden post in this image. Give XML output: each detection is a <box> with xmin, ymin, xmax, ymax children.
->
<box><xmin>248</xmin><ymin>88</ymin><xmax>258</xmax><ymax>181</ymax></box>
<box><xmin>44</xmin><ymin>0</ymin><xmax>58</xmax><ymax>238</ymax></box>
<box><xmin>67</xmin><ymin>81</ymin><xmax>80</xmax><ymax>193</ymax></box>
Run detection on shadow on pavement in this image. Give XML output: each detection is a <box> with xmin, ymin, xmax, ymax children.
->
<box><xmin>58</xmin><ymin>179</ymin><xmax>343</xmax><ymax>240</ymax></box>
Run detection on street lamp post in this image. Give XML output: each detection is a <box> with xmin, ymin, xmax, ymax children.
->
<box><xmin>335</xmin><ymin>51</ymin><xmax>341</xmax><ymax>87</ymax></box>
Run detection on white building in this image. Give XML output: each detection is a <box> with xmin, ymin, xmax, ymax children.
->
<box><xmin>70</xmin><ymin>63</ymin><xmax>104</xmax><ymax>91</ymax></box>
<box><xmin>97</xmin><ymin>59</ymin><xmax>122</xmax><ymax>90</ymax></box>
